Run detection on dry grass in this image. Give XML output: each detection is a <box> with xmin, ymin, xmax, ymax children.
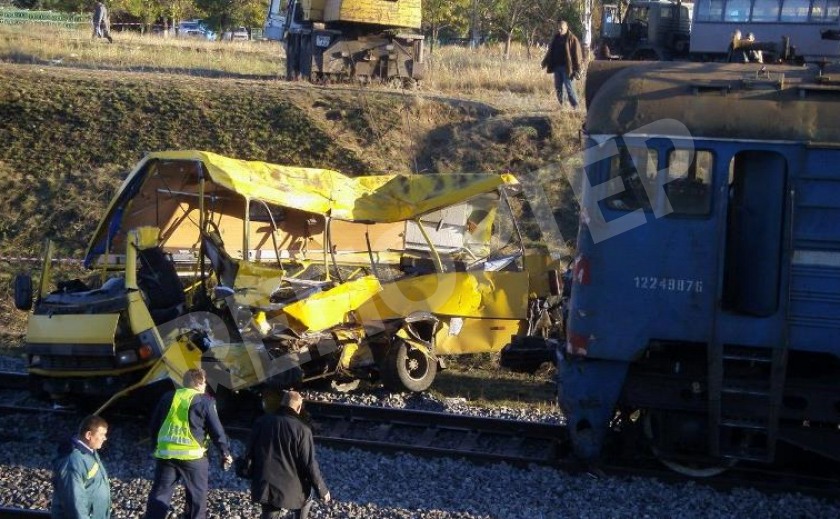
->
<box><xmin>430</xmin><ymin>361</ymin><xmax>558</xmax><ymax>410</ymax></box>
<box><xmin>410</xmin><ymin>352</ymin><xmax>560</xmax><ymax>409</ymax></box>
<box><xmin>425</xmin><ymin>44</ymin><xmax>548</xmax><ymax>93</ymax></box>
<box><xmin>0</xmin><ymin>24</ymin><xmax>568</xmax><ymax>112</ymax></box>
<box><xmin>423</xmin><ymin>44</ymin><xmax>559</xmax><ymax>112</ymax></box>
<box><xmin>0</xmin><ymin>24</ymin><xmax>284</xmax><ymax>77</ymax></box>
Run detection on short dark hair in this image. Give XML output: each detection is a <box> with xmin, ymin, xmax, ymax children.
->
<box><xmin>79</xmin><ymin>415</ymin><xmax>108</xmax><ymax>436</ymax></box>
<box><xmin>183</xmin><ymin>368</ymin><xmax>206</xmax><ymax>389</ymax></box>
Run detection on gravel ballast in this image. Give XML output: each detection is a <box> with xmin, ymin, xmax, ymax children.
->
<box><xmin>1</xmin><ymin>408</ymin><xmax>839</xmax><ymax>518</ymax></box>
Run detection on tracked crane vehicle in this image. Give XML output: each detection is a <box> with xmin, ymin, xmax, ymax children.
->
<box><xmin>265</xmin><ymin>0</ymin><xmax>425</xmax><ymax>85</ymax></box>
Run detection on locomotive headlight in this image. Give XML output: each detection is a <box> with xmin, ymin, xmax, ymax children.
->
<box><xmin>117</xmin><ymin>350</ymin><xmax>138</xmax><ymax>365</ymax></box>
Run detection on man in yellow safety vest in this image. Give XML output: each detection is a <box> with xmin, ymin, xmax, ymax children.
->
<box><xmin>143</xmin><ymin>368</ymin><xmax>233</xmax><ymax>519</ymax></box>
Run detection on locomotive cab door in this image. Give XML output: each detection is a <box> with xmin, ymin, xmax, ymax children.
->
<box><xmin>711</xmin><ymin>149</ymin><xmax>790</xmax><ymax>462</ymax></box>
<box><xmin>722</xmin><ymin>151</ymin><xmax>788</xmax><ymax>317</ymax></box>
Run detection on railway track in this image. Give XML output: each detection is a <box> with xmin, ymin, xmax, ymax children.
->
<box><xmin>1</xmin><ymin>370</ymin><xmax>838</xmax><ymax>502</ymax></box>
<box><xmin>228</xmin><ymin>401</ymin><xmax>565</xmax><ymax>467</ymax></box>
<box><xmin>0</xmin><ymin>370</ymin><xmax>565</xmax><ymax>467</ymax></box>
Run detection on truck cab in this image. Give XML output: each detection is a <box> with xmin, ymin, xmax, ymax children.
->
<box><xmin>599</xmin><ymin>0</ymin><xmax>692</xmax><ymax>60</ymax></box>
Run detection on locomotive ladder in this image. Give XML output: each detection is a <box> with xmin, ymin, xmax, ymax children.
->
<box><xmin>708</xmin><ymin>342</ymin><xmax>788</xmax><ymax>462</ymax></box>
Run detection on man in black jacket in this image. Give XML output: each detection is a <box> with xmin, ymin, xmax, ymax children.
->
<box><xmin>246</xmin><ymin>391</ymin><xmax>331</xmax><ymax>519</ymax></box>
<box><xmin>541</xmin><ymin>20</ymin><xmax>584</xmax><ymax>109</ymax></box>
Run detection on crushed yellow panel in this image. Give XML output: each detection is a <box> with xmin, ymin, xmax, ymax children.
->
<box><xmin>283</xmin><ymin>276</ymin><xmax>382</xmax><ymax>331</ymax></box>
<box><xmin>201</xmin><ymin>342</ymin><xmax>266</xmax><ymax>390</ymax></box>
<box><xmin>356</xmin><ymin>271</ymin><xmax>529</xmax><ymax>321</ymax></box>
<box><xmin>435</xmin><ymin>318</ymin><xmax>525</xmax><ymax>355</ymax></box>
<box><xmin>523</xmin><ymin>252</ymin><xmax>565</xmax><ymax>298</ymax></box>
<box><xmin>338</xmin><ymin>342</ymin><xmax>358</xmax><ymax>369</ymax></box>
<box><xmin>127</xmin><ymin>291</ymin><xmax>155</xmax><ymax>334</ymax></box>
<box><xmin>28</xmin><ymin>314</ymin><xmax>119</xmax><ymax>345</ymax></box>
<box><xmin>153</xmin><ymin>336</ymin><xmax>269</xmax><ymax>392</ymax></box>
<box><xmin>233</xmin><ymin>260</ymin><xmax>285</xmax><ymax>307</ymax></box>
<box><xmin>135</xmin><ymin>226</ymin><xmax>161</xmax><ymax>250</ymax></box>
<box><xmin>325</xmin><ymin>0</ymin><xmax>421</xmax><ymax>28</ymax></box>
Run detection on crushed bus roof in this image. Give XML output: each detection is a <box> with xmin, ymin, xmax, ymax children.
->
<box><xmin>86</xmin><ymin>150</ymin><xmax>518</xmax><ymax>263</ymax></box>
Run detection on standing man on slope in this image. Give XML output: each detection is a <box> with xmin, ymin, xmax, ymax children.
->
<box><xmin>91</xmin><ymin>1</ymin><xmax>114</xmax><ymax>43</ymax></box>
<box><xmin>542</xmin><ymin>20</ymin><xmax>584</xmax><ymax>110</ymax></box>
<box><xmin>143</xmin><ymin>368</ymin><xmax>233</xmax><ymax>519</ymax></box>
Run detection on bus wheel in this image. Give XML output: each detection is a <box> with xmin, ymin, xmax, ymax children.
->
<box><xmin>381</xmin><ymin>340</ymin><xmax>437</xmax><ymax>393</ymax></box>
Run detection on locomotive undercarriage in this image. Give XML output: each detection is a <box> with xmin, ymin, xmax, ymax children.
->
<box><xmin>616</xmin><ymin>341</ymin><xmax>840</xmax><ymax>475</ymax></box>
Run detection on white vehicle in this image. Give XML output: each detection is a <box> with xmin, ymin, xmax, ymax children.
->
<box><xmin>223</xmin><ymin>27</ymin><xmax>249</xmax><ymax>41</ymax></box>
<box><xmin>176</xmin><ymin>20</ymin><xmax>216</xmax><ymax>41</ymax></box>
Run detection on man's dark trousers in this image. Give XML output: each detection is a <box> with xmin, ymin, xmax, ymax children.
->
<box><xmin>144</xmin><ymin>458</ymin><xmax>209</xmax><ymax>519</ymax></box>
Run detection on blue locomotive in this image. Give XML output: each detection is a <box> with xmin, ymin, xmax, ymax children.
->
<box><xmin>560</xmin><ymin>61</ymin><xmax>840</xmax><ymax>475</ymax></box>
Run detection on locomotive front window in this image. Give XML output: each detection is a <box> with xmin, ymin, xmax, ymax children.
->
<box><xmin>604</xmin><ymin>146</ymin><xmax>657</xmax><ymax>211</ymax></box>
<box><xmin>666</xmin><ymin>150</ymin><xmax>713</xmax><ymax>216</ymax></box>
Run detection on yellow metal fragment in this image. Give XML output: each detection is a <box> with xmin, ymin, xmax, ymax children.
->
<box><xmin>283</xmin><ymin>275</ymin><xmax>382</xmax><ymax>331</ymax></box>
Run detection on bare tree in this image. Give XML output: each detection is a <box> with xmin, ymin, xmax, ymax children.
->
<box><xmin>491</xmin><ymin>0</ymin><xmax>534</xmax><ymax>59</ymax></box>
<box><xmin>422</xmin><ymin>0</ymin><xmax>470</xmax><ymax>54</ymax></box>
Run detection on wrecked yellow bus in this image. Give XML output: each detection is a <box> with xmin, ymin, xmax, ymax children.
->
<box><xmin>14</xmin><ymin>151</ymin><xmax>564</xmax><ymax>404</ymax></box>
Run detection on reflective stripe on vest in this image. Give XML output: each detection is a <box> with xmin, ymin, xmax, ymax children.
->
<box><xmin>154</xmin><ymin>388</ymin><xmax>206</xmax><ymax>460</ymax></box>
<box><xmin>86</xmin><ymin>462</ymin><xmax>99</xmax><ymax>480</ymax></box>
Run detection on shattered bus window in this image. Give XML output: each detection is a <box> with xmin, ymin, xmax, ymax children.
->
<box><xmin>405</xmin><ymin>192</ymin><xmax>521</xmax><ymax>272</ymax></box>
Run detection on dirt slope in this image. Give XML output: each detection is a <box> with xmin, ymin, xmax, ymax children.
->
<box><xmin>0</xmin><ymin>62</ymin><xmax>581</xmax><ymax>334</ymax></box>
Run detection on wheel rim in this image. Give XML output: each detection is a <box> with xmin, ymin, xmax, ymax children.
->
<box><xmin>642</xmin><ymin>411</ymin><xmax>735</xmax><ymax>477</ymax></box>
<box><xmin>404</xmin><ymin>349</ymin><xmax>429</xmax><ymax>381</ymax></box>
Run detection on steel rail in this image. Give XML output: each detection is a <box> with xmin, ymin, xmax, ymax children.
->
<box><xmin>2</xmin><ymin>372</ymin><xmax>837</xmax><ymax>500</ymax></box>
<box><xmin>227</xmin><ymin>400</ymin><xmax>566</xmax><ymax>467</ymax></box>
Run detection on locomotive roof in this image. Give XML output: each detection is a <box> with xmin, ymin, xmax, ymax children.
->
<box><xmin>585</xmin><ymin>61</ymin><xmax>840</xmax><ymax>143</ymax></box>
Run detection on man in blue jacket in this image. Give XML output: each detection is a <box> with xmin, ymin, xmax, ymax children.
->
<box><xmin>143</xmin><ymin>368</ymin><xmax>233</xmax><ymax>519</ymax></box>
<box><xmin>52</xmin><ymin>415</ymin><xmax>111</xmax><ymax>519</ymax></box>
